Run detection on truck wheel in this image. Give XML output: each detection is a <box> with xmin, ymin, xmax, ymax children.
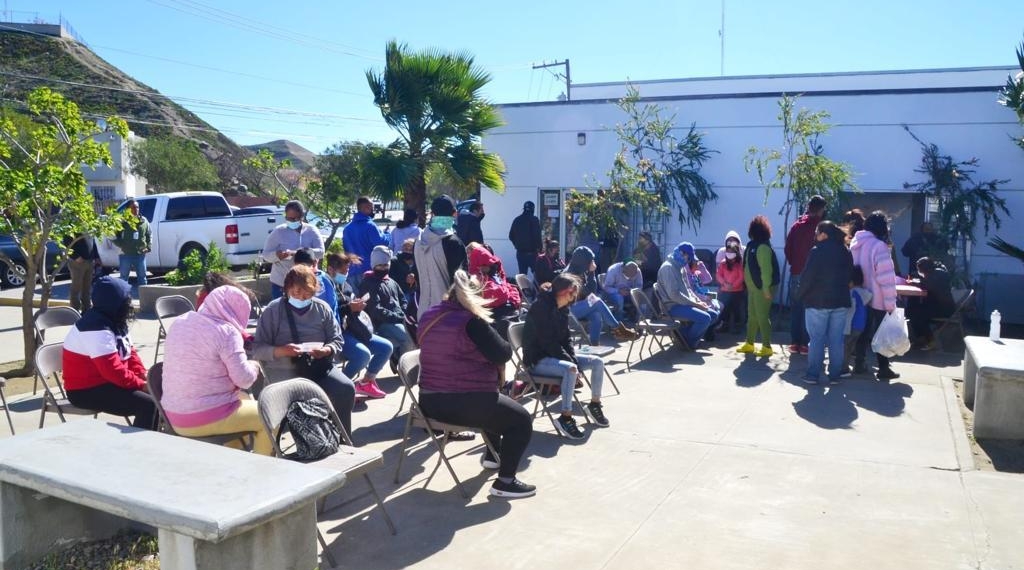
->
<box><xmin>178</xmin><ymin>243</ymin><xmax>207</xmax><ymax>269</ymax></box>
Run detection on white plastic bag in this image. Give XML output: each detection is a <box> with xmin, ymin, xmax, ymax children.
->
<box><xmin>871</xmin><ymin>308</ymin><xmax>911</xmax><ymax>358</ymax></box>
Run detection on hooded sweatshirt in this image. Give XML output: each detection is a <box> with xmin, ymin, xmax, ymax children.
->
<box><xmin>468</xmin><ymin>246</ymin><xmax>521</xmax><ymax>310</ymax></box>
<box><xmin>715</xmin><ymin>230</ymin><xmax>747</xmax><ymax>266</ymax></box>
<box><xmin>785</xmin><ymin>213</ymin><xmax>822</xmax><ymax>275</ymax></box>
<box><xmin>161</xmin><ymin>286</ymin><xmax>260</xmax><ymax>428</ymax></box>
<box><xmin>656</xmin><ymin>248</ymin><xmax>703</xmax><ymax>311</ymax></box>
<box><xmin>63</xmin><ymin>276</ymin><xmax>147</xmax><ymax>392</ymax></box>
<box><xmin>414</xmin><ymin>226</ymin><xmax>467</xmax><ymax>319</ymax></box>
<box><xmin>565</xmin><ymin>246</ymin><xmax>599</xmax><ymax>296</ymax></box>
<box><xmin>342</xmin><ymin>211</ymin><xmax>387</xmax><ymax>277</ymax></box>
<box><xmin>849</xmin><ymin>229</ymin><xmax>897</xmax><ymax>311</ymax></box>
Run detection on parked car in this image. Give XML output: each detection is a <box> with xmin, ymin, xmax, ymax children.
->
<box><xmin>235</xmin><ymin>205</ymin><xmax>285</xmax><ymax>216</ymax></box>
<box><xmin>98</xmin><ymin>192</ymin><xmax>283</xmax><ymax>271</ymax></box>
<box><xmin>0</xmin><ymin>234</ymin><xmax>63</xmax><ymax>289</ymax></box>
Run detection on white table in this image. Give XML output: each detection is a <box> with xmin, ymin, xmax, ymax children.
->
<box><xmin>963</xmin><ymin>336</ymin><xmax>1024</xmax><ymax>439</ymax></box>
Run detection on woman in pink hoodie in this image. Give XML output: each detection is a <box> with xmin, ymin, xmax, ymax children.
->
<box><xmin>849</xmin><ymin>211</ymin><xmax>899</xmax><ymax>381</ymax></box>
<box><xmin>161</xmin><ymin>286</ymin><xmax>272</xmax><ymax>455</ymax></box>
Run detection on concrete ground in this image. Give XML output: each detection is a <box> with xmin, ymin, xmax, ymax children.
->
<box><xmin>1</xmin><ymin>300</ymin><xmax>1022</xmax><ymax>570</ymax></box>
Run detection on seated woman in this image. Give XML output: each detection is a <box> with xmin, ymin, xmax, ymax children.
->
<box><xmin>657</xmin><ymin>242</ymin><xmax>719</xmax><ymax>350</ymax></box>
<box><xmin>563</xmin><ymin>246</ymin><xmax>639</xmax><ymax>345</ymax></box>
<box><xmin>468</xmin><ymin>242</ymin><xmax>521</xmax><ymax>339</ymax></box>
<box><xmin>62</xmin><ymin>276</ymin><xmax>157</xmax><ymax>430</ymax></box>
<box><xmin>359</xmin><ymin>245</ymin><xmax>417</xmax><ymax>368</ymax></box>
<box><xmin>417</xmin><ymin>270</ymin><xmax>535</xmax><ymax>498</ymax></box>
<box><xmin>293</xmin><ymin>248</ymin><xmax>337</xmax><ymax>315</ymax></box>
<box><xmin>253</xmin><ymin>265</ymin><xmax>356</xmax><ymax>435</ymax></box>
<box><xmin>906</xmin><ymin>257</ymin><xmax>956</xmax><ymax>350</ymax></box>
<box><xmin>716</xmin><ymin>241</ymin><xmax>746</xmax><ymax>333</ymax></box>
<box><xmin>523</xmin><ymin>273</ymin><xmax>610</xmax><ymax>441</ymax></box>
<box><xmin>161</xmin><ymin>286</ymin><xmax>272</xmax><ymax>455</ymax></box>
<box><xmin>324</xmin><ymin>252</ymin><xmax>394</xmax><ymax>400</ymax></box>
<box><xmin>533</xmin><ymin>239</ymin><xmax>566</xmax><ymax>286</ymax></box>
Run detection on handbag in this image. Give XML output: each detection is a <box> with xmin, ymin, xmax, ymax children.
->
<box><xmin>283</xmin><ymin>302</ymin><xmax>334</xmax><ymax>379</ymax></box>
<box><xmin>279</xmin><ymin>398</ymin><xmax>340</xmax><ymax>461</ymax></box>
<box><xmin>870</xmin><ymin>307</ymin><xmax>912</xmax><ymax>358</ymax></box>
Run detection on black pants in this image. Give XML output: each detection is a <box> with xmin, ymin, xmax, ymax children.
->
<box><xmin>309</xmin><ymin>366</ymin><xmax>356</xmax><ymax>438</ymax></box>
<box><xmin>906</xmin><ymin>298</ymin><xmax>954</xmax><ymax>340</ymax></box>
<box><xmin>854</xmin><ymin>307</ymin><xmax>893</xmax><ymax>372</ymax></box>
<box><xmin>419</xmin><ymin>391</ymin><xmax>532</xmax><ymax>479</ymax></box>
<box><xmin>67</xmin><ymin>384</ymin><xmax>158</xmax><ymax>430</ymax></box>
<box><xmin>515</xmin><ymin>251</ymin><xmax>536</xmax><ymax>277</ymax></box>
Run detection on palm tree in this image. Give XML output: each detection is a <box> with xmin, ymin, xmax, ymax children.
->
<box><xmin>366</xmin><ymin>41</ymin><xmax>505</xmax><ymax>222</ymax></box>
<box><xmin>999</xmin><ymin>37</ymin><xmax>1024</xmax><ymax>151</ymax></box>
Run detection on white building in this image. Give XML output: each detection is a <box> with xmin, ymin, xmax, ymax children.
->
<box><xmin>84</xmin><ymin>131</ymin><xmax>146</xmax><ymax>206</ymax></box>
<box><xmin>481</xmin><ymin>66</ymin><xmax>1024</xmax><ymax>321</ymax></box>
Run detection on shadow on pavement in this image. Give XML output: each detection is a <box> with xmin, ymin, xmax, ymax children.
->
<box><xmin>792</xmin><ymin>386</ymin><xmax>858</xmax><ymax>429</ymax></box>
<box><xmin>733</xmin><ymin>359</ymin><xmax>774</xmax><ymax>388</ymax></box>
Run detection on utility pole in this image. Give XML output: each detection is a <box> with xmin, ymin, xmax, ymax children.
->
<box><xmin>533</xmin><ymin>59</ymin><xmax>571</xmax><ymax>101</ymax></box>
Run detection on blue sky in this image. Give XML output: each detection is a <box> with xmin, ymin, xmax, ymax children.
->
<box><xmin>9</xmin><ymin>1</ymin><xmax>1024</xmax><ymax>152</ymax></box>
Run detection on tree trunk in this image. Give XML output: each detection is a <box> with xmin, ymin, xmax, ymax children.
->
<box><xmin>18</xmin><ymin>257</ymin><xmax>39</xmax><ymax>376</ymax></box>
<box><xmin>408</xmin><ymin>168</ymin><xmax>427</xmax><ymax>229</ymax></box>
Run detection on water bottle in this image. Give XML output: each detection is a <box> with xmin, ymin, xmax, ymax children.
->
<box><xmin>990</xmin><ymin>310</ymin><xmax>1001</xmax><ymax>341</ymax></box>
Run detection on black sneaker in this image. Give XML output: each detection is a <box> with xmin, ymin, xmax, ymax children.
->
<box><xmin>876</xmin><ymin>368</ymin><xmax>901</xmax><ymax>381</ymax></box>
<box><xmin>587</xmin><ymin>402</ymin><xmax>610</xmax><ymax>427</ymax></box>
<box><xmin>555</xmin><ymin>415</ymin><xmax>585</xmax><ymax>439</ymax></box>
<box><xmin>852</xmin><ymin>362</ymin><xmax>868</xmax><ymax>375</ymax></box>
<box><xmin>480</xmin><ymin>452</ymin><xmax>500</xmax><ymax>470</ymax></box>
<box><xmin>489</xmin><ymin>478</ymin><xmax>537</xmax><ymax>498</ymax></box>
<box><xmin>838</xmin><ymin>367</ymin><xmax>852</xmax><ymax>379</ymax></box>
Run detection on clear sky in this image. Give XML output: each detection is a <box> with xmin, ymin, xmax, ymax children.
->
<box><xmin>7</xmin><ymin>0</ymin><xmax>1024</xmax><ymax>152</ymax></box>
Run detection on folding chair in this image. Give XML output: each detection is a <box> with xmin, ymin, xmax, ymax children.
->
<box><xmin>146</xmin><ymin>362</ymin><xmax>255</xmax><ymax>451</ymax></box>
<box><xmin>506</xmin><ymin>322</ymin><xmax>594</xmax><ymax>436</ymax></box>
<box><xmin>35</xmin><ymin>342</ymin><xmax>125</xmax><ymax>428</ymax></box>
<box><xmin>652</xmin><ymin>282</ymin><xmax>692</xmax><ymax>350</ymax></box>
<box><xmin>568</xmin><ymin>313</ymin><xmax>589</xmax><ymax>348</ymax></box>
<box><xmin>32</xmin><ymin>307</ymin><xmax>81</xmax><ymax>395</ymax></box>
<box><xmin>258</xmin><ymin>378</ymin><xmax>396</xmax><ymax>568</ymax></box>
<box><xmin>627</xmin><ymin>288</ymin><xmax>679</xmax><ymax>369</ymax></box>
<box><xmin>392</xmin><ymin>350</ymin><xmax>499</xmax><ymax>497</ymax></box>
<box><xmin>515</xmin><ymin>273</ymin><xmax>538</xmax><ymax>308</ymax></box>
<box><xmin>933</xmin><ymin>288</ymin><xmax>975</xmax><ymax>348</ymax></box>
<box><xmin>0</xmin><ymin>376</ymin><xmax>13</xmax><ymax>435</ymax></box>
<box><xmin>566</xmin><ymin>314</ymin><xmax>619</xmax><ymax>395</ymax></box>
<box><xmin>597</xmin><ymin>272</ymin><xmax>607</xmax><ymax>290</ymax></box>
<box><xmin>154</xmin><ymin>295</ymin><xmax>195</xmax><ymax>365</ymax></box>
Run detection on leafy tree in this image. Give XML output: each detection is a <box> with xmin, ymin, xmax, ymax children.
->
<box><xmin>745</xmin><ymin>95</ymin><xmax>858</xmax><ymax>224</ymax></box>
<box><xmin>998</xmin><ymin>37</ymin><xmax>1024</xmax><ymax>152</ymax></box>
<box><xmin>0</xmin><ymin>88</ymin><xmax>128</xmax><ymax>372</ymax></box>
<box><xmin>566</xmin><ymin>86</ymin><xmax>717</xmax><ymax>261</ymax></box>
<box><xmin>902</xmin><ymin>127</ymin><xmax>1010</xmax><ymax>283</ymax></box>
<box><xmin>366</xmin><ymin>40</ymin><xmax>506</xmax><ymax>223</ymax></box>
<box><xmin>425</xmin><ymin>162</ymin><xmax>478</xmax><ymax>202</ymax></box>
<box><xmin>243</xmin><ymin>148</ymin><xmax>294</xmax><ymax>201</ymax></box>
<box><xmin>306</xmin><ymin>141</ymin><xmax>388</xmax><ymax>248</ymax></box>
<box><xmin>130</xmin><ymin>136</ymin><xmax>219</xmax><ymax>193</ymax></box>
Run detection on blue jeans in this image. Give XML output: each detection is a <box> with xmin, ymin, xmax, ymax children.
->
<box><xmin>718</xmin><ymin>291</ymin><xmax>746</xmax><ymax>330</ymax></box>
<box><xmin>570</xmin><ymin>299</ymin><xmax>620</xmax><ymax>344</ymax></box>
<box><xmin>119</xmin><ymin>254</ymin><xmax>147</xmax><ymax>286</ymax></box>
<box><xmin>604</xmin><ymin>291</ymin><xmax>628</xmax><ymax>317</ymax></box>
<box><xmin>376</xmin><ymin>322</ymin><xmax>415</xmax><ymax>359</ymax></box>
<box><xmin>341</xmin><ymin>332</ymin><xmax>393</xmax><ymax>379</ymax></box>
<box><xmin>668</xmin><ymin>304</ymin><xmax>716</xmax><ymax>348</ymax></box>
<box><xmin>789</xmin><ymin>275</ymin><xmax>808</xmax><ymax>346</ymax></box>
<box><xmin>805</xmin><ymin>307</ymin><xmax>847</xmax><ymax>381</ymax></box>
<box><xmin>532</xmin><ymin>354</ymin><xmax>605</xmax><ymax>413</ymax></box>
<box><xmin>271</xmin><ymin>283</ymin><xmax>283</xmax><ymax>300</ymax></box>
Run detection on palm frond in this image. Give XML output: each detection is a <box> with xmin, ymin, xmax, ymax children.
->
<box><xmin>988</xmin><ymin>236</ymin><xmax>1024</xmax><ymax>263</ymax></box>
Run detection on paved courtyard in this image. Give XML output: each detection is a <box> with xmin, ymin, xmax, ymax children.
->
<box><xmin>1</xmin><ymin>298</ymin><xmax>1021</xmax><ymax>569</ymax></box>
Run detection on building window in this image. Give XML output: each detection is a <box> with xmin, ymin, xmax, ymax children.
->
<box><xmin>91</xmin><ymin>185</ymin><xmax>116</xmax><ymax>201</ymax></box>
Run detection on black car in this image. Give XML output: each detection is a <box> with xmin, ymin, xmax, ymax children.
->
<box><xmin>0</xmin><ymin>234</ymin><xmax>64</xmax><ymax>288</ymax></box>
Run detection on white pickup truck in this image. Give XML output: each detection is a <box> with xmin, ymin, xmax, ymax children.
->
<box><xmin>99</xmin><ymin>192</ymin><xmax>281</xmax><ymax>271</ymax></box>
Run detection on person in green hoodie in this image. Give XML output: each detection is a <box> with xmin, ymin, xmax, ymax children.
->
<box><xmin>113</xmin><ymin>199</ymin><xmax>152</xmax><ymax>286</ymax></box>
<box><xmin>737</xmin><ymin>215</ymin><xmax>779</xmax><ymax>358</ymax></box>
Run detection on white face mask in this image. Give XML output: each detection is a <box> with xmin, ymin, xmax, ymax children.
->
<box><xmin>726</xmin><ymin>252</ymin><xmax>737</xmax><ymax>260</ymax></box>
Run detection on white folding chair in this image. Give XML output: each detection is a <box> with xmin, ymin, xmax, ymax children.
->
<box><xmin>392</xmin><ymin>350</ymin><xmax>499</xmax><ymax>497</ymax></box>
<box><xmin>32</xmin><ymin>307</ymin><xmax>81</xmax><ymax>395</ymax></box>
<box><xmin>627</xmin><ymin>288</ymin><xmax>680</xmax><ymax>369</ymax></box>
<box><xmin>147</xmin><ymin>362</ymin><xmax>255</xmax><ymax>451</ymax></box>
<box><xmin>154</xmin><ymin>295</ymin><xmax>195</xmax><ymax>365</ymax></box>
<box><xmin>35</xmin><ymin>342</ymin><xmax>117</xmax><ymax>428</ymax></box>
<box><xmin>0</xmin><ymin>376</ymin><xmax>13</xmax><ymax>435</ymax></box>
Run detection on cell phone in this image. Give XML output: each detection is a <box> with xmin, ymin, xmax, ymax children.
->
<box><xmin>360</xmin><ymin>293</ymin><xmax>370</xmax><ymax>302</ymax></box>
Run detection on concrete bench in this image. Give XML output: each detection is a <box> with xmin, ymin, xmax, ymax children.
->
<box><xmin>0</xmin><ymin>420</ymin><xmax>346</xmax><ymax>570</ymax></box>
<box><xmin>963</xmin><ymin>336</ymin><xmax>1024</xmax><ymax>439</ymax></box>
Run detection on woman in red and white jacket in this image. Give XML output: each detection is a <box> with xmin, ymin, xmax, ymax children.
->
<box><xmin>62</xmin><ymin>276</ymin><xmax>157</xmax><ymax>429</ymax></box>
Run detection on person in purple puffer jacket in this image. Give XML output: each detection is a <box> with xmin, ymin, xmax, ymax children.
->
<box><xmin>849</xmin><ymin>211</ymin><xmax>899</xmax><ymax>381</ymax></box>
<box><xmin>417</xmin><ymin>270</ymin><xmax>535</xmax><ymax>499</ymax></box>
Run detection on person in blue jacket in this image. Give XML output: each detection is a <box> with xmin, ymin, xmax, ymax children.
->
<box><xmin>342</xmin><ymin>196</ymin><xmax>387</xmax><ymax>291</ymax></box>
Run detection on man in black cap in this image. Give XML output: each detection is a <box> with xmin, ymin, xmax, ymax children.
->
<box><xmin>508</xmin><ymin>200</ymin><xmax>542</xmax><ymax>277</ymax></box>
<box><xmin>414</xmin><ymin>194</ymin><xmax>467</xmax><ymax>319</ymax></box>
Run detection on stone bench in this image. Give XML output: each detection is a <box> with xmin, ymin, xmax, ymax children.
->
<box><xmin>963</xmin><ymin>336</ymin><xmax>1024</xmax><ymax>439</ymax></box>
<box><xmin>0</xmin><ymin>420</ymin><xmax>346</xmax><ymax>570</ymax></box>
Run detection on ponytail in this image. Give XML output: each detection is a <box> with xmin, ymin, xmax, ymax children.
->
<box><xmin>444</xmin><ymin>269</ymin><xmax>494</xmax><ymax>323</ymax></box>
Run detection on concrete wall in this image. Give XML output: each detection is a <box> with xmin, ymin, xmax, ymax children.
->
<box><xmin>0</xmin><ymin>23</ymin><xmax>64</xmax><ymax>38</ymax></box>
<box><xmin>480</xmin><ymin>67</ymin><xmax>1024</xmax><ymax>318</ymax></box>
<box><xmin>84</xmin><ymin>132</ymin><xmax>146</xmax><ymax>199</ymax></box>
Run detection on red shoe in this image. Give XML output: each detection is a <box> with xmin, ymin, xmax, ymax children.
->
<box><xmin>355</xmin><ymin>380</ymin><xmax>387</xmax><ymax>399</ymax></box>
<box><xmin>787</xmin><ymin>344</ymin><xmax>801</xmax><ymax>354</ymax></box>
<box><xmin>798</xmin><ymin>345</ymin><xmax>809</xmax><ymax>355</ymax></box>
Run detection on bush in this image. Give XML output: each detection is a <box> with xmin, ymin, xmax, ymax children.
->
<box><xmin>165</xmin><ymin>242</ymin><xmax>230</xmax><ymax>286</ymax></box>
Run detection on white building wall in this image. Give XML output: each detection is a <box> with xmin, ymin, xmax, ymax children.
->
<box><xmin>83</xmin><ymin>131</ymin><xmax>146</xmax><ymax>200</ymax></box>
<box><xmin>481</xmin><ymin>68</ymin><xmax>1024</xmax><ymax>292</ymax></box>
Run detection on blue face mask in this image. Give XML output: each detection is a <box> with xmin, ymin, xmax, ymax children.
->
<box><xmin>429</xmin><ymin>216</ymin><xmax>455</xmax><ymax>231</ymax></box>
<box><xmin>286</xmin><ymin>221</ymin><xmax>302</xmax><ymax>230</ymax></box>
<box><xmin>333</xmin><ymin>273</ymin><xmax>348</xmax><ymax>287</ymax></box>
<box><xmin>288</xmin><ymin>297</ymin><xmax>312</xmax><ymax>310</ymax></box>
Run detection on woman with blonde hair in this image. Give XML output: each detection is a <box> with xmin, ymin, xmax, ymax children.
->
<box><xmin>417</xmin><ymin>270</ymin><xmax>535</xmax><ymax>498</ymax></box>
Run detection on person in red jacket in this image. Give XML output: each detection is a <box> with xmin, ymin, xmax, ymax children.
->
<box><xmin>716</xmin><ymin>242</ymin><xmax>746</xmax><ymax>333</ymax></box>
<box><xmin>784</xmin><ymin>195</ymin><xmax>826</xmax><ymax>354</ymax></box>
<box><xmin>62</xmin><ymin>276</ymin><xmax>157</xmax><ymax>430</ymax></box>
<box><xmin>467</xmin><ymin>243</ymin><xmax>521</xmax><ymax>338</ymax></box>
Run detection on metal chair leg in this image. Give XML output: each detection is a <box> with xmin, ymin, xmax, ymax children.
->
<box><xmin>392</xmin><ymin>415</ymin><xmax>415</xmax><ymax>484</ymax></box>
<box><xmin>0</xmin><ymin>389</ymin><xmax>14</xmax><ymax>435</ymax></box>
<box><xmin>317</xmin><ymin>529</ymin><xmax>338</xmax><ymax>568</ymax></box>
<box><xmin>363</xmin><ymin>474</ymin><xmax>397</xmax><ymax>535</ymax></box>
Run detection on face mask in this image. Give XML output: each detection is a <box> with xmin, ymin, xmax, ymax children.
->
<box><xmin>288</xmin><ymin>297</ymin><xmax>312</xmax><ymax>310</ymax></box>
<box><xmin>286</xmin><ymin>221</ymin><xmax>301</xmax><ymax>230</ymax></box>
<box><xmin>672</xmin><ymin>251</ymin><xmax>686</xmax><ymax>265</ymax></box>
<box><xmin>373</xmin><ymin>268</ymin><xmax>389</xmax><ymax>278</ymax></box>
<box><xmin>430</xmin><ymin>216</ymin><xmax>455</xmax><ymax>231</ymax></box>
<box><xmin>478</xmin><ymin>213</ymin><xmax>486</xmax><ymax>221</ymax></box>
<box><xmin>726</xmin><ymin>252</ymin><xmax>738</xmax><ymax>260</ymax></box>
<box><xmin>333</xmin><ymin>273</ymin><xmax>348</xmax><ymax>287</ymax></box>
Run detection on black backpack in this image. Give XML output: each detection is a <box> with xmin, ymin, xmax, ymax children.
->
<box><xmin>279</xmin><ymin>398</ymin><xmax>341</xmax><ymax>462</ymax></box>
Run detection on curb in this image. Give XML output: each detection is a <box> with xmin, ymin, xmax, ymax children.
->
<box><xmin>0</xmin><ymin>297</ymin><xmax>72</xmax><ymax>309</ymax></box>
<box><xmin>940</xmin><ymin>374</ymin><xmax>976</xmax><ymax>472</ymax></box>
